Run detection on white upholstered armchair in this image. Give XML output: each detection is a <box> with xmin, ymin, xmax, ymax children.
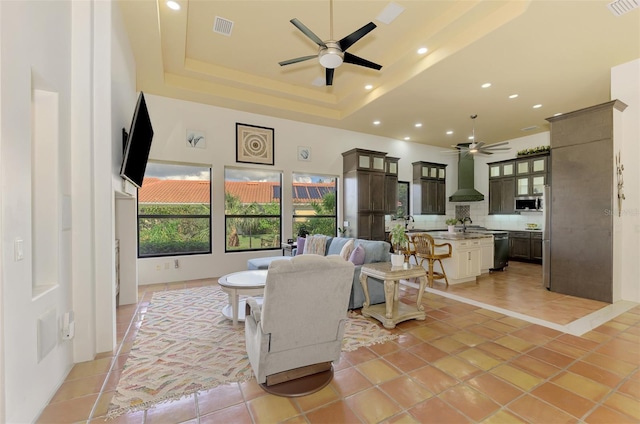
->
<box><xmin>244</xmin><ymin>254</ymin><xmax>355</xmax><ymax>395</ymax></box>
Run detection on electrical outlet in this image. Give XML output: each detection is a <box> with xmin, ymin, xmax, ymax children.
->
<box><xmin>164</xmin><ymin>262</ymin><xmax>170</xmax><ymax>270</ymax></box>
<box><xmin>156</xmin><ymin>265</ymin><xmax>161</xmax><ymax>271</ymax></box>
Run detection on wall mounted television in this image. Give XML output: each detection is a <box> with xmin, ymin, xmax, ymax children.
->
<box><xmin>120</xmin><ymin>91</ymin><xmax>154</xmax><ymax>188</ymax></box>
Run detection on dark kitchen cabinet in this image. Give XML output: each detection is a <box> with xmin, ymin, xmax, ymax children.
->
<box><xmin>508</xmin><ymin>231</ymin><xmax>542</xmax><ymax>263</ymax></box>
<box><xmin>488</xmin><ymin>160</ymin><xmax>516</xmax><ymax>215</ymax></box>
<box><xmin>343</xmin><ymin>148</ymin><xmax>388</xmax><ymax>240</ymax></box>
<box><xmin>489</xmin><ymin>177</ymin><xmax>515</xmax><ymax>214</ymax></box>
<box><xmin>530</xmin><ymin>232</ymin><xmax>543</xmax><ymax>261</ymax></box>
<box><xmin>412</xmin><ymin>161</ymin><xmax>446</xmax><ymax>215</ymax></box>
<box><xmin>509</xmin><ymin>231</ymin><xmax>531</xmax><ymax>260</ymax></box>
<box><xmin>384</xmin><ymin>157</ymin><xmax>399</xmax><ymax>215</ymax></box>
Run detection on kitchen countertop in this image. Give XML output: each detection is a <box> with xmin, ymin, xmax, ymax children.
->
<box><xmin>423</xmin><ymin>231</ymin><xmax>492</xmax><ymax>240</ymax></box>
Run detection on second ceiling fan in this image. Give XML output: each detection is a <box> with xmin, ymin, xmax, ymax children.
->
<box><xmin>279</xmin><ymin>0</ymin><xmax>382</xmax><ymax>86</ymax></box>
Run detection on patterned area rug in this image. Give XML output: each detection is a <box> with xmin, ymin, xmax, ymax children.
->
<box><xmin>107</xmin><ymin>285</ymin><xmax>397</xmax><ymax>418</ymax></box>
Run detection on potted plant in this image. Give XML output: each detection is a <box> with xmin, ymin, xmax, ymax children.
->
<box><xmin>445</xmin><ymin>218</ymin><xmax>458</xmax><ymax>233</ymax></box>
<box><xmin>389</xmin><ymin>224</ymin><xmax>409</xmax><ymax>267</ymax></box>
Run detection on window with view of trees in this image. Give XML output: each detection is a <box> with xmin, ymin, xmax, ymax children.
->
<box><xmin>225</xmin><ymin>168</ymin><xmax>282</xmax><ymax>252</ymax></box>
<box><xmin>292</xmin><ymin>173</ymin><xmax>337</xmax><ymax>237</ymax></box>
<box><xmin>397</xmin><ymin>181</ymin><xmax>410</xmax><ymax>219</ymax></box>
<box><xmin>137</xmin><ymin>163</ymin><xmax>211</xmax><ymax>257</ymax></box>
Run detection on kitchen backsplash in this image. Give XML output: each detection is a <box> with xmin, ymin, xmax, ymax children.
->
<box><xmin>385</xmin><ymin>200</ymin><xmax>544</xmax><ymax>231</ymax></box>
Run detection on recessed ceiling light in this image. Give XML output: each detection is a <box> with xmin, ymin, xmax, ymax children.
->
<box><xmin>417</xmin><ymin>47</ymin><xmax>428</xmax><ymax>55</ymax></box>
<box><xmin>533</xmin><ymin>104</ymin><xmax>542</xmax><ymax>109</ymax></box>
<box><xmin>373</xmin><ymin>120</ymin><xmax>381</xmax><ymax>125</ymax></box>
<box><xmin>446</xmin><ymin>130</ymin><xmax>453</xmax><ymax>135</ymax></box>
<box><xmin>509</xmin><ymin>94</ymin><xmax>518</xmax><ymax>99</ymax></box>
<box><xmin>404</xmin><ymin>137</ymin><xmax>410</xmax><ymax>141</ymax></box>
<box><xmin>166</xmin><ymin>0</ymin><xmax>181</xmax><ymax>10</ymax></box>
<box><xmin>481</xmin><ymin>83</ymin><xmax>492</xmax><ymax>88</ymax></box>
<box><xmin>364</xmin><ymin>84</ymin><xmax>373</xmax><ymax>90</ymax></box>
<box><xmin>415</xmin><ymin>123</ymin><xmax>422</xmax><ymax>128</ymax></box>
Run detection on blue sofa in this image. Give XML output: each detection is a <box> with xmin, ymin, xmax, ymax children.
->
<box><xmin>247</xmin><ymin>237</ymin><xmax>391</xmax><ymax>310</ymax></box>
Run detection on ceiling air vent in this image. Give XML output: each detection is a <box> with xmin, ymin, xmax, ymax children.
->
<box><xmin>607</xmin><ymin>0</ymin><xmax>639</xmax><ymax>16</ymax></box>
<box><xmin>213</xmin><ymin>16</ymin><xmax>234</xmax><ymax>36</ymax></box>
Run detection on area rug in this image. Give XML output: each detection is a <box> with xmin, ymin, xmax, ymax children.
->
<box><xmin>107</xmin><ymin>285</ymin><xmax>397</xmax><ymax>418</ymax></box>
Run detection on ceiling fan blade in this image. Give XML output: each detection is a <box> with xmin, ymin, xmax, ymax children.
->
<box><xmin>343</xmin><ymin>52</ymin><xmax>382</xmax><ymax>70</ymax></box>
<box><xmin>279</xmin><ymin>55</ymin><xmax>318</xmax><ymax>66</ymax></box>
<box><xmin>486</xmin><ymin>141</ymin><xmax>509</xmax><ymax>148</ymax></box>
<box><xmin>326</xmin><ymin>68</ymin><xmax>334</xmax><ymax>86</ymax></box>
<box><xmin>339</xmin><ymin>22</ymin><xmax>376</xmax><ymax>51</ymax></box>
<box><xmin>474</xmin><ymin>141</ymin><xmax>485</xmax><ymax>150</ymax></box>
<box><xmin>290</xmin><ymin>18</ymin><xmax>327</xmax><ymax>48</ymax></box>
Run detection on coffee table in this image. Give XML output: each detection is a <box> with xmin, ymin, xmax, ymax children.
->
<box><xmin>359</xmin><ymin>262</ymin><xmax>428</xmax><ymax>329</ymax></box>
<box><xmin>218</xmin><ymin>270</ymin><xmax>268</xmax><ymax>325</ymax></box>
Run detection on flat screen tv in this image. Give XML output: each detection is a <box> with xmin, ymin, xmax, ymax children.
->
<box><xmin>120</xmin><ymin>92</ymin><xmax>154</xmax><ymax>188</ymax></box>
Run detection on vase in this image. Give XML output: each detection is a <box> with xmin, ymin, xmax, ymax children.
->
<box><xmin>391</xmin><ymin>254</ymin><xmax>404</xmax><ymax>267</ymax></box>
<box><xmin>448</xmin><ymin>225</ymin><xmax>456</xmax><ymax>233</ymax></box>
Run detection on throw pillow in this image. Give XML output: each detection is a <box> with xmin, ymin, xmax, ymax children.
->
<box><xmin>296</xmin><ymin>237</ymin><xmax>306</xmax><ymax>256</ymax></box>
<box><xmin>303</xmin><ymin>235</ymin><xmax>327</xmax><ymax>255</ymax></box>
<box><xmin>339</xmin><ymin>239</ymin><xmax>355</xmax><ymax>261</ymax></box>
<box><xmin>349</xmin><ymin>245</ymin><xmax>365</xmax><ymax>265</ymax></box>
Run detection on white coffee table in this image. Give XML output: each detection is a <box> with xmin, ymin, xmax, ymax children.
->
<box><xmin>218</xmin><ymin>270</ymin><xmax>268</xmax><ymax>325</ymax></box>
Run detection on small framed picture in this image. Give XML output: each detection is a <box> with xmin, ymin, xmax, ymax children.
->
<box><xmin>236</xmin><ymin>123</ymin><xmax>274</xmax><ymax>165</ymax></box>
<box><xmin>186</xmin><ymin>130</ymin><xmax>206</xmax><ymax>149</ymax></box>
<box><xmin>298</xmin><ymin>146</ymin><xmax>311</xmax><ymax>161</ymax></box>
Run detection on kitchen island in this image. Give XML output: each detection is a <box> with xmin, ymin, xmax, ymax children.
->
<box><xmin>411</xmin><ymin>231</ymin><xmax>493</xmax><ymax>285</ymax></box>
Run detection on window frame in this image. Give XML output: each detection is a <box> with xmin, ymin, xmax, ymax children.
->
<box><xmin>136</xmin><ymin>163</ymin><xmax>212</xmax><ymax>258</ymax></box>
<box><xmin>224</xmin><ymin>167</ymin><xmax>282</xmax><ymax>253</ymax></box>
<box><xmin>396</xmin><ymin>180</ymin><xmax>410</xmax><ymax>219</ymax></box>
<box><xmin>291</xmin><ymin>173</ymin><xmax>338</xmax><ymax>238</ymax></box>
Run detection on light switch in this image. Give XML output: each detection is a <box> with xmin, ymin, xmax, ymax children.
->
<box><xmin>14</xmin><ymin>238</ymin><xmax>24</xmax><ymax>261</ymax></box>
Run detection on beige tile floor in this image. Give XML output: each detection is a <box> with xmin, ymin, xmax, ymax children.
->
<box><xmin>37</xmin><ymin>262</ymin><xmax>640</xmax><ymax>423</ymax></box>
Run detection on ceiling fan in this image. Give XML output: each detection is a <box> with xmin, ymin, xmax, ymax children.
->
<box><xmin>278</xmin><ymin>0</ymin><xmax>382</xmax><ymax>86</ymax></box>
<box><xmin>446</xmin><ymin>115</ymin><xmax>511</xmax><ymax>157</ymax></box>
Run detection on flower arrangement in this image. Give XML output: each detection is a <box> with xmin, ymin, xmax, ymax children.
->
<box><xmin>517</xmin><ymin>145</ymin><xmax>550</xmax><ymax>157</ymax></box>
<box><xmin>445</xmin><ymin>218</ymin><xmax>458</xmax><ymax>225</ymax></box>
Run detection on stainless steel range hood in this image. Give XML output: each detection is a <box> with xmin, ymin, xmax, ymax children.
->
<box><xmin>449</xmin><ymin>153</ymin><xmax>484</xmax><ymax>202</ymax></box>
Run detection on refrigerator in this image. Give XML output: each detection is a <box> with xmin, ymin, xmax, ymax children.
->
<box><xmin>542</xmin><ymin>185</ymin><xmax>550</xmax><ymax>289</ymax></box>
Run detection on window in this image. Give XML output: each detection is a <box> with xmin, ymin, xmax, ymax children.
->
<box><xmin>225</xmin><ymin>168</ymin><xmax>281</xmax><ymax>252</ymax></box>
<box><xmin>397</xmin><ymin>181</ymin><xmax>410</xmax><ymax>219</ymax></box>
<box><xmin>292</xmin><ymin>173</ymin><xmax>337</xmax><ymax>237</ymax></box>
<box><xmin>137</xmin><ymin>163</ymin><xmax>211</xmax><ymax>257</ymax></box>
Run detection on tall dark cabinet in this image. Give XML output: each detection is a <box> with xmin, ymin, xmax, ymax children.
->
<box><xmin>546</xmin><ymin>100</ymin><xmax>626</xmax><ymax>303</ymax></box>
<box><xmin>384</xmin><ymin>157</ymin><xmax>399</xmax><ymax>216</ymax></box>
<box><xmin>412</xmin><ymin>161</ymin><xmax>446</xmax><ymax>215</ymax></box>
<box><xmin>342</xmin><ymin>149</ymin><xmax>387</xmax><ymax>240</ymax></box>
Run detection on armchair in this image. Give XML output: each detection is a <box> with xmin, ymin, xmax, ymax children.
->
<box><xmin>244</xmin><ymin>255</ymin><xmax>355</xmax><ymax>396</ymax></box>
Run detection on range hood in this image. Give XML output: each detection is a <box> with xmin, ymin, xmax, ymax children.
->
<box><xmin>449</xmin><ymin>153</ymin><xmax>485</xmax><ymax>202</ymax></box>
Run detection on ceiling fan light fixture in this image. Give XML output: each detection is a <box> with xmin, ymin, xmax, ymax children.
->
<box><xmin>318</xmin><ymin>43</ymin><xmax>344</xmax><ymax>68</ymax></box>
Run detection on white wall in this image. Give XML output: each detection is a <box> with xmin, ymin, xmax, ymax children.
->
<box><xmin>1</xmin><ymin>1</ymin><xmax>74</xmax><ymax>422</ymax></box>
<box><xmin>612</xmin><ymin>58</ymin><xmax>640</xmax><ymax>303</ymax></box>
<box><xmin>0</xmin><ymin>0</ymin><xmax>135</xmax><ymax>421</ymax></box>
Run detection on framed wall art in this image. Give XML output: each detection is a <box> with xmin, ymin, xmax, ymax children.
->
<box><xmin>236</xmin><ymin>123</ymin><xmax>274</xmax><ymax>165</ymax></box>
<box><xmin>186</xmin><ymin>130</ymin><xmax>206</xmax><ymax>149</ymax></box>
<box><xmin>298</xmin><ymin>146</ymin><xmax>311</xmax><ymax>161</ymax></box>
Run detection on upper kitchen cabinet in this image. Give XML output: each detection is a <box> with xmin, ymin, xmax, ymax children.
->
<box><xmin>514</xmin><ymin>153</ymin><xmax>549</xmax><ymax>196</ymax></box>
<box><xmin>488</xmin><ymin>159</ymin><xmax>516</xmax><ymax>214</ymax></box>
<box><xmin>384</xmin><ymin>157</ymin><xmax>399</xmax><ymax>215</ymax></box>
<box><xmin>412</xmin><ymin>161</ymin><xmax>446</xmax><ymax>215</ymax></box>
<box><xmin>343</xmin><ymin>149</ymin><xmax>388</xmax><ymax>240</ymax></box>
<box><xmin>546</xmin><ymin>100</ymin><xmax>627</xmax><ymax>303</ymax></box>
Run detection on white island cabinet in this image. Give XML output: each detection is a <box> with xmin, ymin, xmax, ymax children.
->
<box><xmin>427</xmin><ymin>233</ymin><xmax>491</xmax><ymax>284</ymax></box>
